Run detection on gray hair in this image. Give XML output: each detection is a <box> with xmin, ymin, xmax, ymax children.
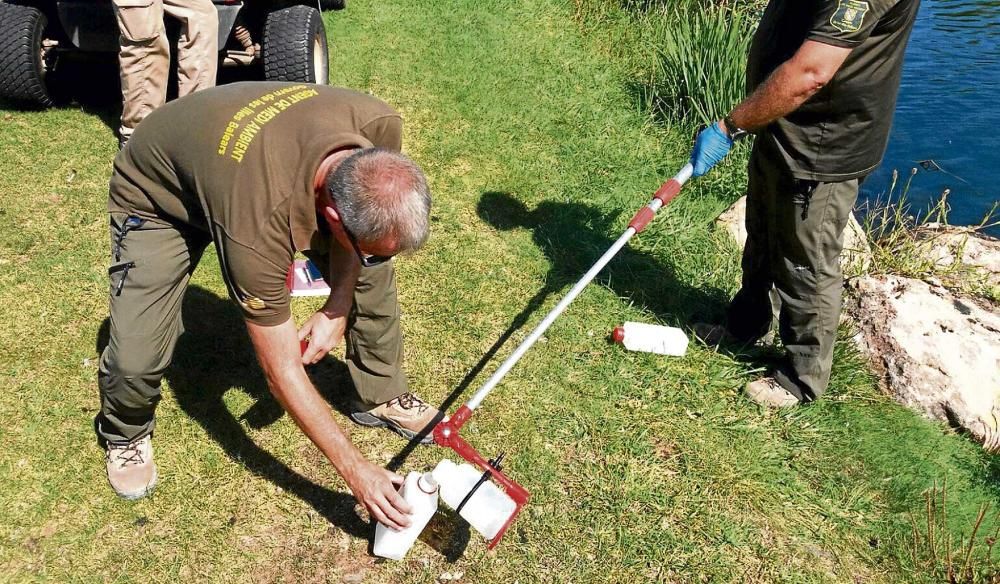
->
<box><xmin>325</xmin><ymin>148</ymin><xmax>431</xmax><ymax>253</ymax></box>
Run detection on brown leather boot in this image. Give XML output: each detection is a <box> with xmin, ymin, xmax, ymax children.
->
<box><xmin>350</xmin><ymin>392</ymin><xmax>444</xmax><ymax>445</ymax></box>
<box><xmin>745</xmin><ymin>377</ymin><xmax>800</xmax><ymax>408</ymax></box>
<box><xmin>105</xmin><ymin>435</ymin><xmax>158</xmax><ymax>500</ymax></box>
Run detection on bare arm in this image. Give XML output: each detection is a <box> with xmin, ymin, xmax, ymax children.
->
<box><xmin>299</xmin><ymin>242</ymin><xmax>360</xmax><ymax>364</ymax></box>
<box><xmin>246</xmin><ymin>316</ymin><xmax>412</xmax><ymax>529</ymax></box>
<box><xmin>727</xmin><ymin>40</ymin><xmax>852</xmax><ymax>133</ymax></box>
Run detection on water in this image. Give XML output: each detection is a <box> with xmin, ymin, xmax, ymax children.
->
<box><xmin>860</xmin><ymin>0</ymin><xmax>1000</xmax><ymax>236</ymax></box>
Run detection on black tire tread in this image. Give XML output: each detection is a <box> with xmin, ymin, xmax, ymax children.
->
<box><xmin>262</xmin><ymin>5</ymin><xmax>325</xmax><ymax>84</ymax></box>
<box><xmin>0</xmin><ymin>3</ymin><xmax>52</xmax><ymax>106</ymax></box>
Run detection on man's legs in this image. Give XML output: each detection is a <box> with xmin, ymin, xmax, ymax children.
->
<box><xmin>346</xmin><ymin>262</ymin><xmax>442</xmax><ymax>441</ymax></box>
<box><xmin>769</xmin><ymin>175</ymin><xmax>859</xmax><ymax>402</ymax></box>
<box><xmin>719</xmin><ymin>142</ymin><xmax>858</xmax><ymax>405</ymax></box>
<box><xmin>345</xmin><ymin>261</ymin><xmax>408</xmax><ymax>404</ymax></box>
<box><xmin>112</xmin><ymin>0</ymin><xmax>169</xmax><ymax>142</ymax></box>
<box><xmin>163</xmin><ymin>0</ymin><xmax>218</xmax><ymax>97</ymax></box>
<box><xmin>724</xmin><ymin>144</ymin><xmax>780</xmax><ymax>342</ymax></box>
<box><xmin>302</xmin><ymin>254</ymin><xmax>441</xmax><ymax>442</ymax></box>
<box><xmin>97</xmin><ymin>213</ymin><xmax>205</xmax><ymax>496</ymax></box>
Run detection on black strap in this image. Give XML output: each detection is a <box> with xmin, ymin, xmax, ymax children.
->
<box><xmin>455</xmin><ymin>453</ymin><xmax>505</xmax><ymax>515</ymax></box>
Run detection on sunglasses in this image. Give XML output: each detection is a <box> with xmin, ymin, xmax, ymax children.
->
<box><xmin>342</xmin><ymin>223</ymin><xmax>394</xmax><ymax>268</ymax></box>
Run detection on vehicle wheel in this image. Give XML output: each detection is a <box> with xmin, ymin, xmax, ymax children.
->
<box><xmin>319</xmin><ymin>0</ymin><xmax>346</xmax><ymax>10</ymax></box>
<box><xmin>262</xmin><ymin>5</ymin><xmax>329</xmax><ymax>84</ymax></box>
<box><xmin>0</xmin><ymin>2</ymin><xmax>54</xmax><ymax>107</ymax></box>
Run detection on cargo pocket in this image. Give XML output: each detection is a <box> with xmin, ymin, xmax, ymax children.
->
<box><xmin>113</xmin><ymin>0</ymin><xmax>162</xmax><ymax>43</ymax></box>
<box><xmin>792</xmin><ymin>178</ymin><xmax>819</xmax><ymax>221</ymax></box>
<box><xmin>109</xmin><ymin>260</ymin><xmax>137</xmax><ymax>297</ymax></box>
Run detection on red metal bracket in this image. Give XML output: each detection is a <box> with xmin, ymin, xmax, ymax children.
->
<box><xmin>433</xmin><ymin>407</ymin><xmax>531</xmax><ymax>549</ymax></box>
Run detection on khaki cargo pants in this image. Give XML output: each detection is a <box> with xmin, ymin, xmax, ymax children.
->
<box><xmin>112</xmin><ymin>0</ymin><xmax>218</xmax><ymax>139</ymax></box>
<box><xmin>96</xmin><ymin>213</ymin><xmax>408</xmax><ymax>444</ymax></box>
<box><xmin>724</xmin><ymin>141</ymin><xmax>861</xmax><ymax>402</ymax></box>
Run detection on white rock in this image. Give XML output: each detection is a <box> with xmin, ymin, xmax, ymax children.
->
<box><xmin>916</xmin><ymin>224</ymin><xmax>1000</xmax><ymax>288</ymax></box>
<box><xmin>715</xmin><ymin>195</ymin><xmax>872</xmax><ymax>275</ymax></box>
<box><xmin>846</xmin><ymin>275</ymin><xmax>1000</xmax><ymax>450</ymax></box>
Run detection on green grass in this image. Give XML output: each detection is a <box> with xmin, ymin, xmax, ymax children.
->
<box><xmin>2</xmin><ymin>0</ymin><xmax>999</xmax><ymax>582</ymax></box>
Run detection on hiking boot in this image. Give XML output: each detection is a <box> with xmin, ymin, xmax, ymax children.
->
<box><xmin>745</xmin><ymin>377</ymin><xmax>800</xmax><ymax>408</ymax></box>
<box><xmin>105</xmin><ymin>435</ymin><xmax>158</xmax><ymax>500</ymax></box>
<box><xmin>350</xmin><ymin>392</ymin><xmax>444</xmax><ymax>445</ymax></box>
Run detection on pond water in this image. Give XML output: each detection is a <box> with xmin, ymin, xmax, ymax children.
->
<box><xmin>860</xmin><ymin>0</ymin><xmax>1000</xmax><ymax>236</ymax></box>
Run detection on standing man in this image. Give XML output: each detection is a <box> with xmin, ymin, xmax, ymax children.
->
<box><xmin>112</xmin><ymin>0</ymin><xmax>218</xmax><ymax>146</ymax></box>
<box><xmin>98</xmin><ymin>82</ymin><xmax>442</xmax><ymax>531</ymax></box>
<box><xmin>690</xmin><ymin>0</ymin><xmax>920</xmax><ymax>406</ymax></box>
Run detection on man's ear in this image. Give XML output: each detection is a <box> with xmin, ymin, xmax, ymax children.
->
<box><xmin>321</xmin><ymin>204</ymin><xmax>341</xmax><ymax>226</ymax></box>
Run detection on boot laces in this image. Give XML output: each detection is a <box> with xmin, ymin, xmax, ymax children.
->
<box><xmin>390</xmin><ymin>392</ymin><xmax>429</xmax><ymax>413</ymax></box>
<box><xmin>109</xmin><ymin>440</ymin><xmax>146</xmax><ymax>467</ymax></box>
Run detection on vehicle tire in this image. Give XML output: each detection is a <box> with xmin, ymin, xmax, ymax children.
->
<box><xmin>262</xmin><ymin>5</ymin><xmax>329</xmax><ymax>84</ymax></box>
<box><xmin>0</xmin><ymin>2</ymin><xmax>54</xmax><ymax>107</ymax></box>
<box><xmin>319</xmin><ymin>0</ymin><xmax>346</xmax><ymax>10</ymax></box>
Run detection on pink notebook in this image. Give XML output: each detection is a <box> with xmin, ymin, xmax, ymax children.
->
<box><xmin>286</xmin><ymin>259</ymin><xmax>331</xmax><ymax>297</ymax></box>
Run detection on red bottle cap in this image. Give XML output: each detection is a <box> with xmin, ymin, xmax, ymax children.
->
<box><xmin>611</xmin><ymin>326</ymin><xmax>625</xmax><ymax>343</ymax></box>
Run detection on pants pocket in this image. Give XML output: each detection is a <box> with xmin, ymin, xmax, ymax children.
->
<box><xmin>113</xmin><ymin>0</ymin><xmax>161</xmax><ymax>43</ymax></box>
<box><xmin>791</xmin><ymin>179</ymin><xmax>819</xmax><ymax>220</ymax></box>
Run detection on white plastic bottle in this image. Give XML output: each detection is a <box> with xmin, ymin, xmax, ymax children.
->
<box><xmin>611</xmin><ymin>321</ymin><xmax>688</xmax><ymax>356</ymax></box>
<box><xmin>373</xmin><ymin>471</ymin><xmax>439</xmax><ymax>560</ymax></box>
<box><xmin>432</xmin><ymin>459</ymin><xmax>517</xmax><ymax>540</ymax></box>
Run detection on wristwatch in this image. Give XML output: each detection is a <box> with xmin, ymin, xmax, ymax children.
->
<box><xmin>723</xmin><ymin>115</ymin><xmax>748</xmax><ymax>142</ymax></box>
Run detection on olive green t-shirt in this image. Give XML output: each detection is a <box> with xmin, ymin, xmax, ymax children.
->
<box><xmin>748</xmin><ymin>0</ymin><xmax>920</xmax><ymax>181</ymax></box>
<box><xmin>108</xmin><ymin>82</ymin><xmax>403</xmax><ymax>325</ymax></box>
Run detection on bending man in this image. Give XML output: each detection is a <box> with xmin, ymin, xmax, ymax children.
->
<box><xmin>97</xmin><ymin>82</ymin><xmax>441</xmax><ymax>530</ymax></box>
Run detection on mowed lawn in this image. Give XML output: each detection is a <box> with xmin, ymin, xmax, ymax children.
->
<box><xmin>2</xmin><ymin>1</ymin><xmax>999</xmax><ymax>582</ymax></box>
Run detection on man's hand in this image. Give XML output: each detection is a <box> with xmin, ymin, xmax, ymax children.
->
<box><xmin>690</xmin><ymin>121</ymin><xmax>733</xmax><ymax>177</ymax></box>
<box><xmin>343</xmin><ymin>460</ymin><xmax>413</xmax><ymax>531</ymax></box>
<box><xmin>245</xmin><ymin>317</ymin><xmax>409</xmax><ymax>531</ymax></box>
<box><xmin>298</xmin><ymin>310</ymin><xmax>347</xmax><ymax>364</ymax></box>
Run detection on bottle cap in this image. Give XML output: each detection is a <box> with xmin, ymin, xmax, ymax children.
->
<box><xmin>418</xmin><ymin>472</ymin><xmax>439</xmax><ymax>494</ymax></box>
<box><xmin>611</xmin><ymin>326</ymin><xmax>625</xmax><ymax>343</ymax></box>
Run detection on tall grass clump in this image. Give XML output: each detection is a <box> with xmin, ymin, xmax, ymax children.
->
<box><xmin>861</xmin><ymin>167</ymin><xmax>1000</xmax><ymax>302</ymax></box>
<box><xmin>573</xmin><ymin>0</ymin><xmax>760</xmax><ymax>126</ymax></box>
<box><xmin>906</xmin><ymin>481</ymin><xmax>1000</xmax><ymax>583</ymax></box>
<box><xmin>642</xmin><ymin>2</ymin><xmax>755</xmax><ymax>125</ymax></box>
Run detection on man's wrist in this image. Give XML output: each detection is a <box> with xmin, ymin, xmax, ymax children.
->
<box><xmin>722</xmin><ymin>115</ymin><xmax>748</xmax><ymax>141</ymax></box>
<box><xmin>319</xmin><ymin>302</ymin><xmax>349</xmax><ymax>319</ymax></box>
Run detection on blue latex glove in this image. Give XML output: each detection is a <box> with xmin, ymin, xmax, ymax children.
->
<box><xmin>690</xmin><ymin>121</ymin><xmax>733</xmax><ymax>177</ymax></box>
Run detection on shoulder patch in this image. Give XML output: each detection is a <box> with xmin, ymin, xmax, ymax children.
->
<box><xmin>830</xmin><ymin>0</ymin><xmax>870</xmax><ymax>33</ymax></box>
<box><xmin>234</xmin><ymin>286</ymin><xmax>268</xmax><ymax>311</ymax></box>
<box><xmin>241</xmin><ymin>296</ymin><xmax>267</xmax><ymax>311</ymax></box>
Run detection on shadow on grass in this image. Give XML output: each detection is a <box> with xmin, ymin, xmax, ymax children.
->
<box><xmin>96</xmin><ymin>286</ymin><xmax>368</xmax><ymax>541</ymax></box>
<box><xmin>0</xmin><ymin>59</ymin><xmax>122</xmax><ymax>131</ymax></box>
<box><xmin>97</xmin><ymin>285</ymin><xmax>471</xmax><ymax>559</ymax></box>
<box><xmin>477</xmin><ymin>191</ymin><xmax>729</xmax><ymax>326</ymax></box>
<box><xmin>0</xmin><ymin>53</ymin><xmax>264</xmax><ymax>134</ymax></box>
<box><xmin>384</xmin><ymin>191</ymin><xmax>730</xmax><ymax>487</ymax></box>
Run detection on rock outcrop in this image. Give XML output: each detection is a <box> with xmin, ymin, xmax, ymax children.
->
<box><xmin>845</xmin><ymin>275</ymin><xmax>1000</xmax><ymax>450</ymax></box>
<box><xmin>715</xmin><ymin>195</ymin><xmax>872</xmax><ymax>275</ymax></box>
<box><xmin>915</xmin><ymin>223</ymin><xmax>1000</xmax><ymax>291</ymax></box>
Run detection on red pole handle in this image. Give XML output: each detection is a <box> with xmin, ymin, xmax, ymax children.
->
<box><xmin>626</xmin><ymin>177</ymin><xmax>684</xmax><ymax>234</ymax></box>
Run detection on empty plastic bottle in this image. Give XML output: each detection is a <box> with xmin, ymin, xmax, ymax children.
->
<box><xmin>373</xmin><ymin>471</ymin><xmax>439</xmax><ymax>560</ymax></box>
<box><xmin>432</xmin><ymin>459</ymin><xmax>517</xmax><ymax>540</ymax></box>
<box><xmin>611</xmin><ymin>321</ymin><xmax>688</xmax><ymax>356</ymax></box>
